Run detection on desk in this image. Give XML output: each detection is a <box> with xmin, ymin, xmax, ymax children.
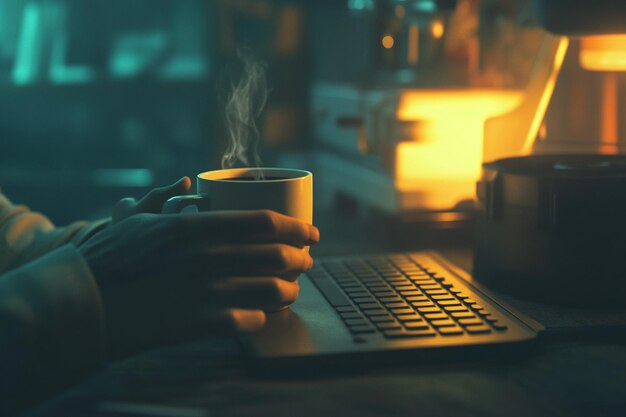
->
<box><xmin>24</xmin><ymin>210</ymin><xmax>626</xmax><ymax>417</ymax></box>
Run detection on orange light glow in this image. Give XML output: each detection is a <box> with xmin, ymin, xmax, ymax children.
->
<box><xmin>382</xmin><ymin>35</ymin><xmax>395</xmax><ymax>49</ymax></box>
<box><xmin>395</xmin><ymin>5</ymin><xmax>405</xmax><ymax>19</ymax></box>
<box><xmin>521</xmin><ymin>37</ymin><xmax>569</xmax><ymax>154</ymax></box>
<box><xmin>430</xmin><ymin>20</ymin><xmax>444</xmax><ymax>39</ymax></box>
<box><xmin>395</xmin><ymin>90</ymin><xmax>522</xmax><ymax>202</ymax></box>
<box><xmin>580</xmin><ymin>35</ymin><xmax>626</xmax><ymax>71</ymax></box>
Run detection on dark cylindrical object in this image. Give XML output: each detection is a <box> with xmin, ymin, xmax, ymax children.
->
<box><xmin>474</xmin><ymin>155</ymin><xmax>626</xmax><ymax>306</ymax></box>
<box><xmin>533</xmin><ymin>0</ymin><xmax>626</xmax><ymax>36</ymax></box>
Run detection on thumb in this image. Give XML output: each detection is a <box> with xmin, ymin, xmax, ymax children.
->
<box><xmin>137</xmin><ymin>177</ymin><xmax>192</xmax><ymax>213</ymax></box>
<box><xmin>112</xmin><ymin>197</ymin><xmax>138</xmax><ymax>224</ymax></box>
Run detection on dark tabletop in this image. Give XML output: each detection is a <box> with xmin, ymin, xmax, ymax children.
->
<box><xmin>25</xmin><ymin>208</ymin><xmax>626</xmax><ymax>417</ymax></box>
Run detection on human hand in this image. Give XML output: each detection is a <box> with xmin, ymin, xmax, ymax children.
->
<box><xmin>78</xmin><ymin>210</ymin><xmax>319</xmax><ymax>359</ymax></box>
<box><xmin>111</xmin><ymin>177</ymin><xmax>192</xmax><ymax>224</ymax></box>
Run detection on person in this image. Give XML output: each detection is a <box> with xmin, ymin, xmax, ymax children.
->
<box><xmin>0</xmin><ymin>176</ymin><xmax>319</xmax><ymax>415</ymax></box>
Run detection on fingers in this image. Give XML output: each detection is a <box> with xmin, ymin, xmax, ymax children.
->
<box><xmin>184</xmin><ymin>210</ymin><xmax>320</xmax><ymax>247</ymax></box>
<box><xmin>111</xmin><ymin>177</ymin><xmax>192</xmax><ymax>224</ymax></box>
<box><xmin>201</xmin><ymin>243</ymin><xmax>313</xmax><ymax>278</ymax></box>
<box><xmin>138</xmin><ymin>177</ymin><xmax>191</xmax><ymax>213</ymax></box>
<box><xmin>206</xmin><ymin>277</ymin><xmax>299</xmax><ymax>311</ymax></box>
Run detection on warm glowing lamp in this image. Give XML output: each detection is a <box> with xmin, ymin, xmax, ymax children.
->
<box><xmin>394</xmin><ymin>89</ymin><xmax>522</xmax><ymax>207</ymax></box>
<box><xmin>580</xmin><ymin>34</ymin><xmax>626</xmax><ymax>72</ymax></box>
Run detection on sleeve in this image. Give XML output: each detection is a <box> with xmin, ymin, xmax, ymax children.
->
<box><xmin>0</xmin><ymin>192</ymin><xmax>109</xmax><ymax>274</ymax></box>
<box><xmin>0</xmin><ymin>245</ymin><xmax>105</xmax><ymax>416</ymax></box>
<box><xmin>0</xmin><ymin>193</ymin><xmax>108</xmax><ymax>415</ymax></box>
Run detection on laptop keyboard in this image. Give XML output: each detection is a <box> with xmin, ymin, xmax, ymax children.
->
<box><xmin>307</xmin><ymin>254</ymin><xmax>508</xmax><ymax>339</ymax></box>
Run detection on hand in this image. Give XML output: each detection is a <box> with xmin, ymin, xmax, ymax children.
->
<box><xmin>111</xmin><ymin>177</ymin><xmax>192</xmax><ymax>224</ymax></box>
<box><xmin>78</xmin><ymin>210</ymin><xmax>319</xmax><ymax>359</ymax></box>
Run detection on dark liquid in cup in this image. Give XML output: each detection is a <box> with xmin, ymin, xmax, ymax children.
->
<box><xmin>225</xmin><ymin>176</ymin><xmax>288</xmax><ymax>181</ymax></box>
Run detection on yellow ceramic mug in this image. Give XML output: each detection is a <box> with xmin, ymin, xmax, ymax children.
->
<box><xmin>163</xmin><ymin>167</ymin><xmax>313</xmax><ymax>228</ymax></box>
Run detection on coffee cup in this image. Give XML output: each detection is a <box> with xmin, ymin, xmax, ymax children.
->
<box><xmin>162</xmin><ymin>168</ymin><xmax>313</xmax><ymax>226</ymax></box>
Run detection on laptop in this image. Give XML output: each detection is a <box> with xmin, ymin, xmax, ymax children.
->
<box><xmin>240</xmin><ymin>251</ymin><xmax>542</xmax><ymax>372</ymax></box>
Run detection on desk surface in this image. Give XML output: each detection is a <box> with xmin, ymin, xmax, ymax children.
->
<box><xmin>25</xmin><ymin>209</ymin><xmax>626</xmax><ymax>417</ymax></box>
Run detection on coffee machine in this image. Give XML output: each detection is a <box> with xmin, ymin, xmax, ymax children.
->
<box><xmin>310</xmin><ymin>0</ymin><xmax>626</xmax><ymax>228</ymax></box>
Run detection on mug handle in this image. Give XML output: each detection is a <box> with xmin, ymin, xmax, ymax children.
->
<box><xmin>162</xmin><ymin>194</ymin><xmax>211</xmax><ymax>214</ymax></box>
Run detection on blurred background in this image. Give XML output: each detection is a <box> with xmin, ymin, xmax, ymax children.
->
<box><xmin>0</xmin><ymin>0</ymin><xmax>312</xmax><ymax>223</ymax></box>
<box><xmin>2</xmin><ymin>0</ymin><xmax>625</xmax><ymax>249</ymax></box>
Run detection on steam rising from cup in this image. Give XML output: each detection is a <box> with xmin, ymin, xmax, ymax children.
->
<box><xmin>221</xmin><ymin>49</ymin><xmax>268</xmax><ymax>179</ymax></box>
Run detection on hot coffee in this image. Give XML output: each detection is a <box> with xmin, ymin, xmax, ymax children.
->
<box><xmin>225</xmin><ymin>176</ymin><xmax>287</xmax><ymax>181</ymax></box>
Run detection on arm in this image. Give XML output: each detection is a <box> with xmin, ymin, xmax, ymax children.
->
<box><xmin>0</xmin><ymin>177</ymin><xmax>191</xmax><ymax>274</ymax></box>
<box><xmin>0</xmin><ymin>192</ymin><xmax>108</xmax><ymax>274</ymax></box>
<box><xmin>0</xmin><ymin>245</ymin><xmax>105</xmax><ymax>416</ymax></box>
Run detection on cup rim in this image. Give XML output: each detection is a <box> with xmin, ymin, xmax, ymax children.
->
<box><xmin>198</xmin><ymin>167</ymin><xmax>312</xmax><ymax>183</ymax></box>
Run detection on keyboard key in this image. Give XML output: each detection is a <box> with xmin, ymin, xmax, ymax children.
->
<box><xmin>404</xmin><ymin>321</ymin><xmax>429</xmax><ymax>330</ymax></box>
<box><xmin>419</xmin><ymin>284</ymin><xmax>441</xmax><ymax>290</ymax></box>
<box><xmin>345</xmin><ymin>291</ymin><xmax>370</xmax><ymax>298</ymax></box>
<box><xmin>372</xmin><ymin>291</ymin><xmax>396</xmax><ymax>298</ymax></box>
<box><xmin>430</xmin><ymin>319</ymin><xmax>457</xmax><ymax>327</ymax></box>
<box><xmin>391</xmin><ymin>308</ymin><xmax>415</xmax><ymax>315</ymax></box>
<box><xmin>438</xmin><ymin>326</ymin><xmax>464</xmax><ymax>336</ymax></box>
<box><xmin>336</xmin><ymin>281</ymin><xmax>360</xmax><ymax>288</ymax></box>
<box><xmin>425</xmin><ymin>289</ymin><xmax>448</xmax><ymax>295</ymax></box>
<box><xmin>396</xmin><ymin>313</ymin><xmax>423</xmax><ymax>322</ymax></box>
<box><xmin>417</xmin><ymin>307</ymin><xmax>442</xmax><ymax>313</ymax></box>
<box><xmin>406</xmin><ymin>296</ymin><xmax>429</xmax><ymax>302</ymax></box>
<box><xmin>451</xmin><ymin>311</ymin><xmax>476</xmax><ymax>318</ymax></box>
<box><xmin>424</xmin><ymin>313</ymin><xmax>448</xmax><ymax>320</ymax></box>
<box><xmin>369</xmin><ymin>315</ymin><xmax>395</xmax><ymax>323</ymax></box>
<box><xmin>359</xmin><ymin>303</ymin><xmax>382</xmax><ymax>309</ymax></box>
<box><xmin>336</xmin><ymin>306</ymin><xmax>356</xmax><ymax>313</ymax></box>
<box><xmin>369</xmin><ymin>286</ymin><xmax>392</xmax><ymax>292</ymax></box>
<box><xmin>345</xmin><ymin>318</ymin><xmax>369</xmax><ymax>326</ymax></box>
<box><xmin>436</xmin><ymin>300</ymin><xmax>462</xmax><ymax>306</ymax></box>
<box><xmin>431</xmin><ymin>295</ymin><xmax>456</xmax><ymax>301</ymax></box>
<box><xmin>376</xmin><ymin>321</ymin><xmax>402</xmax><ymax>330</ymax></box>
<box><xmin>363</xmin><ymin>308</ymin><xmax>388</xmax><ymax>316</ymax></box>
<box><xmin>406</xmin><ymin>273</ymin><xmax>429</xmax><ymax>279</ymax></box>
<box><xmin>383</xmin><ymin>329</ymin><xmax>436</xmax><ymax>338</ymax></box>
<box><xmin>361</xmin><ymin>278</ymin><xmax>384</xmax><ymax>284</ymax></box>
<box><xmin>385</xmin><ymin>302</ymin><xmax>410</xmax><ymax>309</ymax></box>
<box><xmin>350</xmin><ymin>325</ymin><xmax>376</xmax><ymax>334</ymax></box>
<box><xmin>379</xmin><ymin>296</ymin><xmax>403</xmax><ymax>303</ymax></box>
<box><xmin>469</xmin><ymin>304</ymin><xmax>485</xmax><ymax>311</ymax></box>
<box><xmin>395</xmin><ymin>285</ymin><xmax>418</xmax><ymax>291</ymax></box>
<box><xmin>401</xmin><ymin>291</ymin><xmax>424</xmax><ymax>296</ymax></box>
<box><xmin>353</xmin><ymin>297</ymin><xmax>376</xmax><ymax>303</ymax></box>
<box><xmin>443</xmin><ymin>305</ymin><xmax>469</xmax><ymax>312</ymax></box>
<box><xmin>465</xmin><ymin>325</ymin><xmax>492</xmax><ymax>334</ymax></box>
<box><xmin>385</xmin><ymin>279</ymin><xmax>407</xmax><ymax>285</ymax></box>
<box><xmin>491</xmin><ymin>321</ymin><xmax>508</xmax><ymax>331</ymax></box>
<box><xmin>411</xmin><ymin>301</ymin><xmax>435</xmax><ymax>308</ymax></box>
<box><xmin>455</xmin><ymin>292</ymin><xmax>471</xmax><ymax>299</ymax></box>
<box><xmin>458</xmin><ymin>318</ymin><xmax>483</xmax><ymax>326</ymax></box>
<box><xmin>340</xmin><ymin>312</ymin><xmax>363</xmax><ymax>319</ymax></box>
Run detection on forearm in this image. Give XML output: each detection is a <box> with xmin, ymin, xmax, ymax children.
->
<box><xmin>0</xmin><ymin>245</ymin><xmax>105</xmax><ymax>416</ymax></box>
<box><xmin>0</xmin><ymin>193</ymin><xmax>109</xmax><ymax>274</ymax></box>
